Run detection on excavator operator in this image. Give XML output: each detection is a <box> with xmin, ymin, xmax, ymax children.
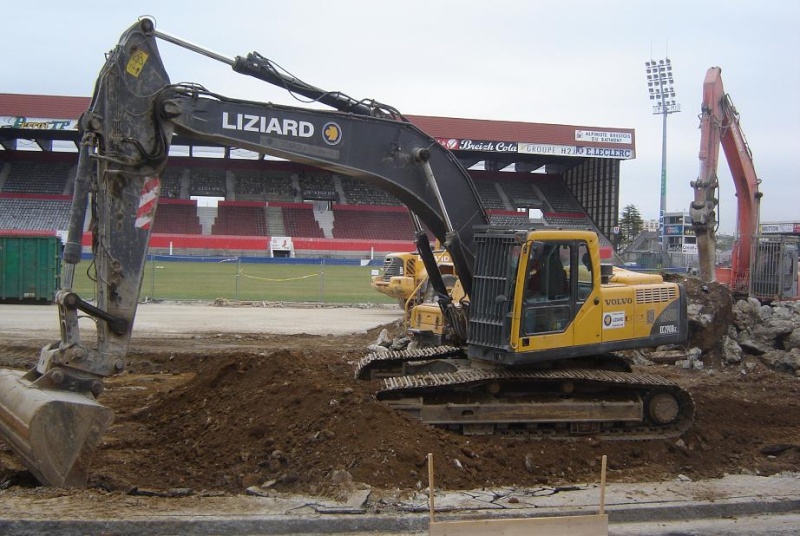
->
<box><xmin>525</xmin><ymin>243</ymin><xmax>568</xmax><ymax>302</ymax></box>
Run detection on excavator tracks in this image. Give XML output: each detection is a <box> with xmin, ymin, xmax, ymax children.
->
<box><xmin>355</xmin><ymin>345</ymin><xmax>462</xmax><ymax>380</ymax></box>
<box><xmin>356</xmin><ymin>347</ymin><xmax>694</xmax><ymax>440</ymax></box>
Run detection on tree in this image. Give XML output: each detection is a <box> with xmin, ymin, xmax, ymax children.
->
<box><xmin>618</xmin><ymin>204</ymin><xmax>644</xmax><ymax>252</ymax></box>
<box><xmin>715</xmin><ymin>233</ymin><xmax>735</xmax><ymax>252</ymax></box>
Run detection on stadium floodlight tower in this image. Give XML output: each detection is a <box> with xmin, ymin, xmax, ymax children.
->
<box><xmin>645</xmin><ymin>58</ymin><xmax>681</xmax><ymax>259</ymax></box>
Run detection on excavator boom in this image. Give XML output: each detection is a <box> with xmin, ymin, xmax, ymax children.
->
<box><xmin>0</xmin><ymin>18</ymin><xmax>487</xmax><ymax>486</ymax></box>
<box><xmin>691</xmin><ymin>67</ymin><xmax>762</xmax><ymax>289</ymax></box>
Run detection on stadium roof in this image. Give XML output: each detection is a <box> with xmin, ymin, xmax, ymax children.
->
<box><xmin>0</xmin><ymin>93</ymin><xmax>90</xmax><ymax>119</ymax></box>
<box><xmin>1</xmin><ymin>93</ymin><xmax>635</xmax><ymax>170</ymax></box>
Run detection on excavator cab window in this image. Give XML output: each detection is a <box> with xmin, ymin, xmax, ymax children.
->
<box><xmin>577</xmin><ymin>241</ymin><xmax>594</xmax><ymax>302</ymax></box>
<box><xmin>522</xmin><ymin>241</ymin><xmax>581</xmax><ymax>335</ymax></box>
<box><xmin>524</xmin><ymin>242</ymin><xmax>568</xmax><ymax>301</ymax></box>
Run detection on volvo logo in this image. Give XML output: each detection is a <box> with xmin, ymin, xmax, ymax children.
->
<box><xmin>322</xmin><ymin>122</ymin><xmax>342</xmax><ymax>145</ymax></box>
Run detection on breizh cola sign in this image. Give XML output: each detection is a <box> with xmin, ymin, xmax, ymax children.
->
<box><xmin>436</xmin><ymin>138</ymin><xmax>518</xmax><ymax>152</ymax></box>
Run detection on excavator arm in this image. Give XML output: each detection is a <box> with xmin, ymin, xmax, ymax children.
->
<box><xmin>0</xmin><ymin>17</ymin><xmax>488</xmax><ymax>487</ymax></box>
<box><xmin>690</xmin><ymin>67</ymin><xmax>762</xmax><ymax>288</ymax></box>
<box><xmin>157</xmin><ymin>85</ymin><xmax>488</xmax><ymax>279</ymax></box>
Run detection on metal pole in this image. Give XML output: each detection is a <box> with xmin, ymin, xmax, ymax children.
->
<box><xmin>153</xmin><ymin>28</ymin><xmax>235</xmax><ymax>67</ymax></box>
<box><xmin>646</xmin><ymin>58</ymin><xmax>680</xmax><ymax>267</ymax></box>
<box><xmin>319</xmin><ymin>259</ymin><xmax>325</xmax><ymax>302</ymax></box>
<box><xmin>660</xmin><ymin>96</ymin><xmax>669</xmax><ymax>264</ymax></box>
<box><xmin>413</xmin><ymin>149</ymin><xmax>455</xmax><ymax>234</ymax></box>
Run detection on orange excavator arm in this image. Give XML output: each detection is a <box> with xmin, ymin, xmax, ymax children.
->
<box><xmin>690</xmin><ymin>67</ymin><xmax>762</xmax><ymax>289</ymax></box>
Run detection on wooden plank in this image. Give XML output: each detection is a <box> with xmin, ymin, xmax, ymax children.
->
<box><xmin>429</xmin><ymin>514</ymin><xmax>608</xmax><ymax>536</ymax></box>
<box><xmin>428</xmin><ymin>452</ymin><xmax>435</xmax><ymax>522</ymax></box>
<box><xmin>649</xmin><ymin>350</ymin><xmax>687</xmax><ymax>364</ymax></box>
<box><xmin>599</xmin><ymin>454</ymin><xmax>607</xmax><ymax>515</ymax></box>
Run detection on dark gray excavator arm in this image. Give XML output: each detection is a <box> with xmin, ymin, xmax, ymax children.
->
<box><xmin>0</xmin><ymin>17</ymin><xmax>488</xmax><ymax>487</ymax></box>
<box><xmin>158</xmin><ymin>86</ymin><xmax>488</xmax><ymax>279</ymax></box>
<box><xmin>72</xmin><ymin>16</ymin><xmax>489</xmax><ymax>369</ymax></box>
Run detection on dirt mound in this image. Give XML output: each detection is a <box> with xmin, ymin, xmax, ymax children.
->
<box><xmin>122</xmin><ymin>348</ymin><xmax>458</xmax><ymax>493</ymax></box>
<box><xmin>67</xmin><ymin>338</ymin><xmax>798</xmax><ymax>497</ymax></box>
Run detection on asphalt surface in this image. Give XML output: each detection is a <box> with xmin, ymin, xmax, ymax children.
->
<box><xmin>0</xmin><ymin>302</ymin><xmax>403</xmax><ymax>339</ymax></box>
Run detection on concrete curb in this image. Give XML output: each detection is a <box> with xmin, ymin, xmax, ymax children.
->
<box><xmin>0</xmin><ymin>516</ymin><xmax>426</xmax><ymax>536</ymax></box>
<box><xmin>2</xmin><ymin>488</ymin><xmax>799</xmax><ymax>535</ymax></box>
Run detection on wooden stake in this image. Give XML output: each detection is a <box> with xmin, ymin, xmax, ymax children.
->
<box><xmin>599</xmin><ymin>454</ymin><xmax>607</xmax><ymax>516</ymax></box>
<box><xmin>427</xmin><ymin>452</ymin><xmax>435</xmax><ymax>523</ymax></box>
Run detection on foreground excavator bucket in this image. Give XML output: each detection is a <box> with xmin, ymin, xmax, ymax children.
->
<box><xmin>0</xmin><ymin>19</ymin><xmax>166</xmax><ymax>487</ymax></box>
<box><xmin>0</xmin><ymin>369</ymin><xmax>113</xmax><ymax>487</ymax></box>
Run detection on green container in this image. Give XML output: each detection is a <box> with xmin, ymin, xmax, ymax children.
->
<box><xmin>0</xmin><ymin>235</ymin><xmax>62</xmax><ymax>302</ymax></box>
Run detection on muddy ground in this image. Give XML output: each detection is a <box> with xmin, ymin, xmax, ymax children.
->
<box><xmin>0</xmin><ymin>280</ymin><xmax>798</xmax><ymax>500</ymax></box>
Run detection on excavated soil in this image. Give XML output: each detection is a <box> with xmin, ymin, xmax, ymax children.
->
<box><xmin>0</xmin><ymin>280</ymin><xmax>799</xmax><ymax>498</ymax></box>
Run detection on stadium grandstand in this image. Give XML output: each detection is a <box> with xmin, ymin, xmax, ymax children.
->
<box><xmin>0</xmin><ymin>93</ymin><xmax>634</xmax><ymax>259</ymax></box>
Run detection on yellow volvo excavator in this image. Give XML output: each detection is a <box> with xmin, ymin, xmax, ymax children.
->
<box><xmin>0</xmin><ymin>19</ymin><xmax>693</xmax><ymax>488</ymax></box>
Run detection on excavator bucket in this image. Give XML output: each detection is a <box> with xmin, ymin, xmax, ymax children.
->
<box><xmin>0</xmin><ymin>369</ymin><xmax>113</xmax><ymax>487</ymax></box>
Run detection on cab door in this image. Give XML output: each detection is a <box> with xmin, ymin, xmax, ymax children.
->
<box><xmin>514</xmin><ymin>238</ymin><xmax>576</xmax><ymax>353</ymax></box>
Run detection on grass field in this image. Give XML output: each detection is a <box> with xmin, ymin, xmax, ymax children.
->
<box><xmin>70</xmin><ymin>260</ymin><xmax>397</xmax><ymax>304</ymax></box>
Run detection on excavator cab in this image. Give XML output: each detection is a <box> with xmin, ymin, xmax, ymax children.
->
<box><xmin>466</xmin><ymin>228</ymin><xmax>687</xmax><ymax>367</ymax></box>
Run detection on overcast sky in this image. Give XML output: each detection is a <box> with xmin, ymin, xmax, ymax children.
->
<box><xmin>4</xmin><ymin>1</ymin><xmax>798</xmax><ymax>234</ymax></box>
